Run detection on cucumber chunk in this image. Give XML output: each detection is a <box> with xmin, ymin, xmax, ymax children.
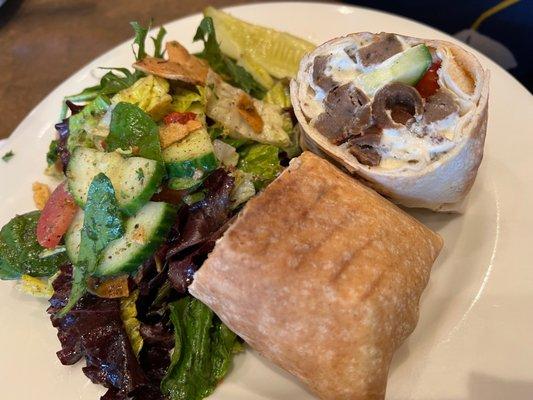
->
<box><xmin>166</xmin><ymin>153</ymin><xmax>218</xmax><ymax>180</ymax></box>
<box><xmin>67</xmin><ymin>147</ymin><xmax>165</xmax><ymax>216</ymax></box>
<box><xmin>65</xmin><ymin>202</ymin><xmax>177</xmax><ymax>276</ymax></box>
<box><xmin>65</xmin><ymin>210</ymin><xmax>84</xmax><ymax>264</ymax></box>
<box><xmin>356</xmin><ymin>44</ymin><xmax>432</xmax><ymax>96</ymax></box>
<box><xmin>163</xmin><ymin>128</ymin><xmax>218</xmax><ymax>180</ymax></box>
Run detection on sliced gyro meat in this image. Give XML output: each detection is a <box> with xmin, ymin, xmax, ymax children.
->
<box><xmin>313</xmin><ymin>83</ymin><xmax>371</xmax><ymax>143</ymax></box>
<box><xmin>357</xmin><ymin>33</ymin><xmax>403</xmax><ymax>67</ymax></box>
<box><xmin>312</xmin><ymin>55</ymin><xmax>337</xmax><ymax>92</ymax></box>
<box><xmin>351</xmin><ymin>125</ymin><xmax>382</xmax><ymax>147</ymax></box>
<box><xmin>348</xmin><ymin>125</ymin><xmax>382</xmax><ymax>166</ymax></box>
<box><xmin>344</xmin><ymin>44</ymin><xmax>358</xmax><ymax>64</ymax></box>
<box><xmin>372</xmin><ymin>82</ymin><xmax>423</xmax><ymax>129</ymax></box>
<box><xmin>324</xmin><ymin>83</ymin><xmax>370</xmax><ymax>114</ymax></box>
<box><xmin>314</xmin><ymin>110</ymin><xmax>372</xmax><ymax>144</ymax></box>
<box><xmin>423</xmin><ymin>89</ymin><xmax>459</xmax><ymax>123</ymax></box>
<box><xmin>349</xmin><ymin>146</ymin><xmax>381</xmax><ymax>167</ymax></box>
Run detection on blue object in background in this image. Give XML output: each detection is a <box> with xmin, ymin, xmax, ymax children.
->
<box><xmin>344</xmin><ymin>0</ymin><xmax>532</xmax><ymax>92</ymax></box>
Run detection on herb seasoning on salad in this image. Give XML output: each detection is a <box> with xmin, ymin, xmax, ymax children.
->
<box><xmin>0</xmin><ymin>7</ymin><xmax>314</xmax><ymax>400</ymax></box>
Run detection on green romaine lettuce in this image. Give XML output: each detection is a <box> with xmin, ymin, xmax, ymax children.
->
<box><xmin>237</xmin><ymin>143</ymin><xmax>282</xmax><ymax>189</ymax></box>
<box><xmin>264</xmin><ymin>80</ymin><xmax>291</xmax><ymax>109</ymax></box>
<box><xmin>171</xmin><ymin>87</ymin><xmax>205</xmax><ymax>113</ymax></box>
<box><xmin>281</xmin><ymin>115</ymin><xmax>302</xmax><ymax>159</ymax></box>
<box><xmin>112</xmin><ymin>75</ymin><xmax>172</xmax><ymax>121</ymax></box>
<box><xmin>161</xmin><ymin>297</ymin><xmax>242</xmax><ymax>400</ymax></box>
<box><xmin>230</xmin><ymin>169</ymin><xmax>255</xmax><ymax>209</ymax></box>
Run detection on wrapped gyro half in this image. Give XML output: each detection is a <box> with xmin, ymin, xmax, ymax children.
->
<box><xmin>190</xmin><ymin>152</ymin><xmax>443</xmax><ymax>400</ymax></box>
<box><xmin>290</xmin><ymin>32</ymin><xmax>489</xmax><ymax>211</ymax></box>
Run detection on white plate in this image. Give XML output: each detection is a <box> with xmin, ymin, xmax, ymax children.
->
<box><xmin>1</xmin><ymin>2</ymin><xmax>532</xmax><ymax>399</ymax></box>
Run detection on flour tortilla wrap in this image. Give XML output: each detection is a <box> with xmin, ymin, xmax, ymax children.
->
<box><xmin>190</xmin><ymin>152</ymin><xmax>443</xmax><ymax>400</ymax></box>
<box><xmin>290</xmin><ymin>32</ymin><xmax>489</xmax><ymax>211</ymax></box>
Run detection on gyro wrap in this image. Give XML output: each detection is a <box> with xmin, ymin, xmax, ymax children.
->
<box><xmin>290</xmin><ymin>32</ymin><xmax>489</xmax><ymax>211</ymax></box>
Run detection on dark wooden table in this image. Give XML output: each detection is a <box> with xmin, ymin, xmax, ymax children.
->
<box><xmin>1</xmin><ymin>0</ymin><xmax>312</xmax><ymax>139</ymax></box>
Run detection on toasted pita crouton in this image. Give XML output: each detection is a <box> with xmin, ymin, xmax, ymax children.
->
<box><xmin>32</xmin><ymin>182</ymin><xmax>51</xmax><ymax>210</ymax></box>
<box><xmin>88</xmin><ymin>275</ymin><xmax>130</xmax><ymax>298</ymax></box>
<box><xmin>166</xmin><ymin>41</ymin><xmax>209</xmax><ymax>78</ymax></box>
<box><xmin>159</xmin><ymin>120</ymin><xmax>203</xmax><ymax>149</ymax></box>
<box><xmin>133</xmin><ymin>42</ymin><xmax>208</xmax><ymax>85</ymax></box>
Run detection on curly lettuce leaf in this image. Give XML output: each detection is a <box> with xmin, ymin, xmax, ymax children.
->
<box><xmin>152</xmin><ymin>26</ymin><xmax>167</xmax><ymax>58</ymax></box>
<box><xmin>99</xmin><ymin>68</ymin><xmax>145</xmax><ymax>96</ymax></box>
<box><xmin>131</xmin><ymin>21</ymin><xmax>167</xmax><ymax>61</ymax></box>
<box><xmin>131</xmin><ymin>21</ymin><xmax>149</xmax><ymax>60</ymax></box>
<box><xmin>48</xmin><ymin>265</ymin><xmax>150</xmax><ymax>398</ymax></box>
<box><xmin>194</xmin><ymin>17</ymin><xmax>266</xmax><ymax>99</ymax></box>
<box><xmin>161</xmin><ymin>297</ymin><xmax>242</xmax><ymax>400</ymax></box>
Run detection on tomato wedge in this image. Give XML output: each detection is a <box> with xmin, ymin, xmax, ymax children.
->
<box><xmin>37</xmin><ymin>181</ymin><xmax>79</xmax><ymax>249</ymax></box>
<box><xmin>415</xmin><ymin>60</ymin><xmax>441</xmax><ymax>98</ymax></box>
<box><xmin>163</xmin><ymin>111</ymin><xmax>196</xmax><ymax>125</ymax></box>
